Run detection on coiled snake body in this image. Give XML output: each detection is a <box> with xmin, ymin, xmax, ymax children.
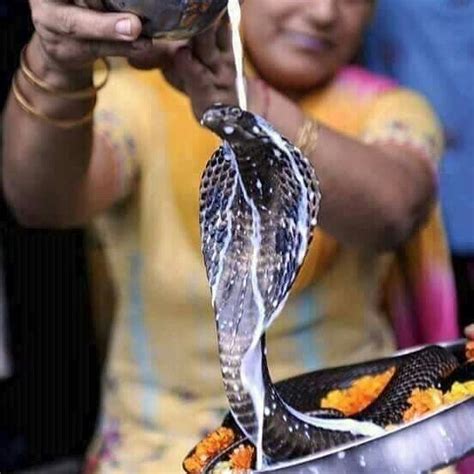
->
<box><xmin>198</xmin><ymin>105</ymin><xmax>465</xmax><ymax>468</ymax></box>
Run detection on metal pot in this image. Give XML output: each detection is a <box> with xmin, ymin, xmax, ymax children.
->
<box><xmin>203</xmin><ymin>340</ymin><xmax>474</xmax><ymax>473</ymax></box>
<box><xmin>81</xmin><ymin>0</ymin><xmax>228</xmax><ymax>39</ymax></box>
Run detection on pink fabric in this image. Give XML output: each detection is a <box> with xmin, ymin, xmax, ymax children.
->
<box><xmin>415</xmin><ymin>267</ymin><xmax>459</xmax><ymax>344</ymax></box>
<box><xmin>458</xmin><ymin>455</ymin><xmax>474</xmax><ymax>474</ymax></box>
<box><xmin>337</xmin><ymin>65</ymin><xmax>397</xmax><ymax>96</ymax></box>
<box><xmin>392</xmin><ymin>264</ymin><xmax>459</xmax><ymax>348</ymax></box>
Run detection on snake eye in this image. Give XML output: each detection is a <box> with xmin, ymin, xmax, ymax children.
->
<box><xmin>230</xmin><ymin>106</ymin><xmax>241</xmax><ymax>117</ymax></box>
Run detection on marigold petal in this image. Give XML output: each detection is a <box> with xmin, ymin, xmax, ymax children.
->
<box><xmin>320</xmin><ymin>368</ymin><xmax>395</xmax><ymax>416</ymax></box>
<box><xmin>184</xmin><ymin>427</ymin><xmax>236</xmax><ymax>474</ymax></box>
<box><xmin>229</xmin><ymin>445</ymin><xmax>255</xmax><ymax>470</ymax></box>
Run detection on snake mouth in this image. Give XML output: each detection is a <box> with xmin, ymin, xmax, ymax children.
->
<box><xmin>201</xmin><ymin>104</ymin><xmax>255</xmax><ymax>141</ymax></box>
<box><xmin>202</xmin><ymin>104</ymin><xmax>239</xmax><ymax>125</ymax></box>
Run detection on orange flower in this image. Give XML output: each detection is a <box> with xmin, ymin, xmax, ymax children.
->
<box><xmin>403</xmin><ymin>388</ymin><xmax>444</xmax><ymax>423</ymax></box>
<box><xmin>403</xmin><ymin>382</ymin><xmax>474</xmax><ymax>423</ymax></box>
<box><xmin>321</xmin><ymin>367</ymin><xmax>395</xmax><ymax>416</ymax></box>
<box><xmin>403</xmin><ymin>340</ymin><xmax>474</xmax><ymax>424</ymax></box>
<box><xmin>184</xmin><ymin>427</ymin><xmax>236</xmax><ymax>474</ymax></box>
<box><xmin>229</xmin><ymin>445</ymin><xmax>255</xmax><ymax>471</ymax></box>
<box><xmin>184</xmin><ymin>456</ymin><xmax>207</xmax><ymax>474</ymax></box>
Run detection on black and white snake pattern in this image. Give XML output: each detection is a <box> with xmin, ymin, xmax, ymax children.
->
<box><xmin>197</xmin><ymin>105</ymin><xmax>466</xmax><ymax>470</ymax></box>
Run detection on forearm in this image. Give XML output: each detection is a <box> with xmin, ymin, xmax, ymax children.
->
<box><xmin>252</xmin><ymin>83</ymin><xmax>436</xmax><ymax>250</ymax></box>
<box><xmin>305</xmin><ymin>126</ymin><xmax>435</xmax><ymax>250</ymax></box>
<box><xmin>3</xmin><ymin>35</ymin><xmax>95</xmax><ymax>227</ymax></box>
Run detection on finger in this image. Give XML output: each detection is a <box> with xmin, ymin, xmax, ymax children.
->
<box><xmin>192</xmin><ymin>26</ymin><xmax>220</xmax><ymax>73</ymax></box>
<box><xmin>465</xmin><ymin>324</ymin><xmax>474</xmax><ymax>340</ymax></box>
<box><xmin>48</xmin><ymin>38</ymin><xmax>152</xmax><ymax>64</ymax></box>
<box><xmin>127</xmin><ymin>42</ymin><xmax>178</xmax><ymax>70</ymax></box>
<box><xmin>152</xmin><ymin>37</ymin><xmax>188</xmax><ymax>49</ymax></box>
<box><xmin>160</xmin><ymin>68</ymin><xmax>185</xmax><ymax>93</ymax></box>
<box><xmin>75</xmin><ymin>0</ymin><xmax>106</xmax><ymax>11</ymax></box>
<box><xmin>216</xmin><ymin>16</ymin><xmax>232</xmax><ymax>52</ymax></box>
<box><xmin>175</xmin><ymin>48</ymin><xmax>238</xmax><ymax>118</ymax></box>
<box><xmin>214</xmin><ymin>64</ymin><xmax>237</xmax><ymax>90</ymax></box>
<box><xmin>174</xmin><ymin>46</ymin><xmax>201</xmax><ymax>76</ymax></box>
<box><xmin>32</xmin><ymin>0</ymin><xmax>142</xmax><ymax>41</ymax></box>
<box><xmin>88</xmin><ymin>39</ymin><xmax>152</xmax><ymax>58</ymax></box>
<box><xmin>176</xmin><ymin>46</ymin><xmax>237</xmax><ymax>102</ymax></box>
<box><xmin>175</xmin><ymin>46</ymin><xmax>212</xmax><ymax>93</ymax></box>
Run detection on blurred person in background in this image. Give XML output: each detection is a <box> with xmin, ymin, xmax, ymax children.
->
<box><xmin>364</xmin><ymin>0</ymin><xmax>474</xmax><ymax>332</ymax></box>
<box><xmin>2</xmin><ymin>0</ymin><xmax>460</xmax><ymax>471</ymax></box>
<box><xmin>1</xmin><ymin>1</ymin><xmax>100</xmax><ymax>472</ymax></box>
<box><xmin>364</xmin><ymin>3</ymin><xmax>474</xmax><ymax>473</ymax></box>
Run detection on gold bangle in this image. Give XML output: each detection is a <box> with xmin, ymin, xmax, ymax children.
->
<box><xmin>20</xmin><ymin>46</ymin><xmax>110</xmax><ymax>100</ymax></box>
<box><xmin>295</xmin><ymin>117</ymin><xmax>321</xmax><ymax>156</ymax></box>
<box><xmin>12</xmin><ymin>73</ymin><xmax>95</xmax><ymax>129</ymax></box>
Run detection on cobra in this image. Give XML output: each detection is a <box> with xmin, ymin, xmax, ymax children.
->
<box><xmin>198</xmin><ymin>104</ymin><xmax>466</xmax><ymax>468</ymax></box>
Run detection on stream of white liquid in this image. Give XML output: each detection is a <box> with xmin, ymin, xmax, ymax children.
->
<box><xmin>226</xmin><ymin>2</ymin><xmax>265</xmax><ymax>468</ymax></box>
<box><xmin>228</xmin><ymin>0</ymin><xmax>247</xmax><ymax>110</ymax></box>
<box><xmin>221</xmin><ymin>2</ymin><xmax>384</xmax><ymax>470</ymax></box>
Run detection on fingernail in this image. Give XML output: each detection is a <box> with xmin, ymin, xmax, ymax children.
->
<box><xmin>115</xmin><ymin>18</ymin><xmax>132</xmax><ymax>37</ymax></box>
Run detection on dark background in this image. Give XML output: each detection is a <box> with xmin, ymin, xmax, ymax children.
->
<box><xmin>0</xmin><ymin>0</ymin><xmax>100</xmax><ymax>469</ymax></box>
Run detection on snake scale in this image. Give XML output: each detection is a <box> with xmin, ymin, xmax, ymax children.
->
<box><xmin>195</xmin><ymin>104</ymin><xmax>470</xmax><ymax>470</ymax></box>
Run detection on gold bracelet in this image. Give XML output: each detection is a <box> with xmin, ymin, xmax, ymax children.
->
<box><xmin>295</xmin><ymin>117</ymin><xmax>321</xmax><ymax>156</ymax></box>
<box><xmin>12</xmin><ymin>73</ymin><xmax>96</xmax><ymax>129</ymax></box>
<box><xmin>20</xmin><ymin>46</ymin><xmax>110</xmax><ymax>100</ymax></box>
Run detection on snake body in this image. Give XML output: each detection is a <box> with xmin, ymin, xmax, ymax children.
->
<box><xmin>198</xmin><ymin>105</ymin><xmax>464</xmax><ymax>469</ymax></box>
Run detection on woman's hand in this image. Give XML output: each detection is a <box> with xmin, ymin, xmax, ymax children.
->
<box><xmin>173</xmin><ymin>18</ymin><xmax>240</xmax><ymax>120</ymax></box>
<box><xmin>29</xmin><ymin>0</ymin><xmax>149</xmax><ymax>72</ymax></box>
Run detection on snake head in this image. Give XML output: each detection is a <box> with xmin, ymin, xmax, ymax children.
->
<box><xmin>201</xmin><ymin>104</ymin><xmax>266</xmax><ymax>144</ymax></box>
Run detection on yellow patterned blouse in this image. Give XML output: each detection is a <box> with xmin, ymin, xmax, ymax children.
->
<box><xmin>85</xmin><ymin>62</ymin><xmax>457</xmax><ymax>474</ymax></box>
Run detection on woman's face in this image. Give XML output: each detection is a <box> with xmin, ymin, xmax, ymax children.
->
<box><xmin>242</xmin><ymin>0</ymin><xmax>374</xmax><ymax>92</ymax></box>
